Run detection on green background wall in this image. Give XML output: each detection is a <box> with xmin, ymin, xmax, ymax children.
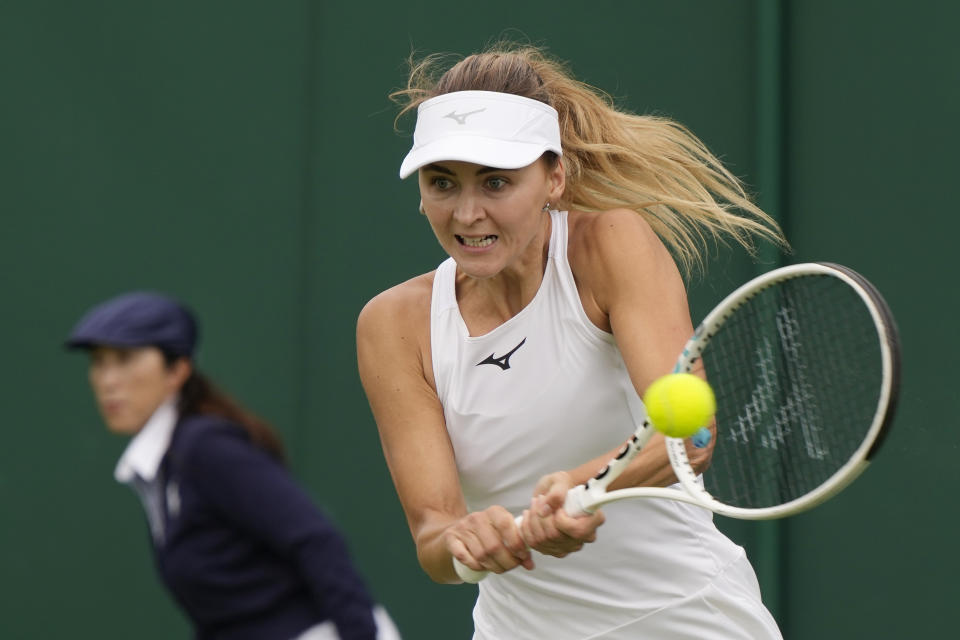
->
<box><xmin>1</xmin><ymin>1</ymin><xmax>956</xmax><ymax>638</ymax></box>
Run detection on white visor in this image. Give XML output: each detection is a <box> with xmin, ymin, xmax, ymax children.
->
<box><xmin>399</xmin><ymin>90</ymin><xmax>562</xmax><ymax>179</ymax></box>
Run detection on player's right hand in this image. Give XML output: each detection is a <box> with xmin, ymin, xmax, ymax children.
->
<box><xmin>445</xmin><ymin>505</ymin><xmax>534</xmax><ymax>577</ymax></box>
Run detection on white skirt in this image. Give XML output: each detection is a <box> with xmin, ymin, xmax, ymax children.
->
<box><xmin>474</xmin><ymin>553</ymin><xmax>782</xmax><ymax>640</ymax></box>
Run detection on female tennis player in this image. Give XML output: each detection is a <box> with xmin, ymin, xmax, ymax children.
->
<box><xmin>357</xmin><ymin>43</ymin><xmax>786</xmax><ymax>638</ymax></box>
<box><xmin>67</xmin><ymin>292</ymin><xmax>400</xmax><ymax>640</ymax></box>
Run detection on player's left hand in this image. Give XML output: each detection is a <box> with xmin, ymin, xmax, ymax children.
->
<box><xmin>521</xmin><ymin>472</ymin><xmax>605</xmax><ymax>557</ymax></box>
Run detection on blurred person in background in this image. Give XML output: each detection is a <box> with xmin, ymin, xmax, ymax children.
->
<box><xmin>67</xmin><ymin>291</ymin><xmax>400</xmax><ymax>640</ymax></box>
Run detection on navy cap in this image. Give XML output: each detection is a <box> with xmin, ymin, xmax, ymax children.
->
<box><xmin>66</xmin><ymin>292</ymin><xmax>198</xmax><ymax>357</ymax></box>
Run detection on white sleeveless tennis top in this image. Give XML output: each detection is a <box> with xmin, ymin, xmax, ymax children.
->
<box><xmin>431</xmin><ymin>211</ymin><xmax>779</xmax><ymax>639</ymax></box>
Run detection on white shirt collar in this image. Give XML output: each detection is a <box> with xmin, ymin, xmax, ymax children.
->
<box><xmin>114</xmin><ymin>397</ymin><xmax>179</xmax><ymax>484</ymax></box>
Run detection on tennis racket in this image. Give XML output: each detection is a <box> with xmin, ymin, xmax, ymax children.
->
<box><xmin>454</xmin><ymin>262</ymin><xmax>900</xmax><ymax>583</ymax></box>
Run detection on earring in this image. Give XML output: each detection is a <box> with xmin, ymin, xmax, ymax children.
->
<box><xmin>542</xmin><ymin>203</ymin><xmax>551</xmax><ymax>212</ymax></box>
<box><xmin>419</xmin><ymin>200</ymin><xmax>426</xmax><ymax>215</ymax></box>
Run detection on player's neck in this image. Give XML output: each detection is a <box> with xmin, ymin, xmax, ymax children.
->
<box><xmin>455</xmin><ymin>214</ymin><xmax>551</xmax><ymax>332</ymax></box>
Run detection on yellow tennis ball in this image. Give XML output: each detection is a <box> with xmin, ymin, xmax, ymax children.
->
<box><xmin>643</xmin><ymin>373</ymin><xmax>716</xmax><ymax>438</ymax></box>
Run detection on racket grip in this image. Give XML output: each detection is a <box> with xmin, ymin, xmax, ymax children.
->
<box><xmin>453</xmin><ymin>557</ymin><xmax>489</xmax><ymax>583</ymax></box>
<box><xmin>452</xmin><ymin>489</ymin><xmax>597</xmax><ymax>584</ymax></box>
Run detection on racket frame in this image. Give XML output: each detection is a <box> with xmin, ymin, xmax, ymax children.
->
<box><xmin>660</xmin><ymin>262</ymin><xmax>900</xmax><ymax>519</ymax></box>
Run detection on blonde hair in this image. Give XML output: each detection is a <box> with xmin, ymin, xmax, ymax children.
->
<box><xmin>391</xmin><ymin>43</ymin><xmax>787</xmax><ymax>275</ymax></box>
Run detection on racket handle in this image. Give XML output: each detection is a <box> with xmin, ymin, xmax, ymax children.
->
<box><xmin>454</xmin><ymin>488</ymin><xmax>597</xmax><ymax>583</ymax></box>
<box><xmin>453</xmin><ymin>557</ymin><xmax>489</xmax><ymax>583</ymax></box>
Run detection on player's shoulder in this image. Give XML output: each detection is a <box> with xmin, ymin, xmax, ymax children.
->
<box><xmin>568</xmin><ymin>208</ymin><xmax>670</xmax><ymax>274</ymax></box>
<box><xmin>357</xmin><ymin>271</ymin><xmax>435</xmax><ymax>342</ymax></box>
<box><xmin>569</xmin><ymin>208</ymin><xmax>660</xmax><ymax>250</ymax></box>
<box><xmin>567</xmin><ymin>208</ymin><xmax>684</xmax><ymax>315</ymax></box>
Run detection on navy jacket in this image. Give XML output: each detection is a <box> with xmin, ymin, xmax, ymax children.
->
<box><xmin>151</xmin><ymin>414</ymin><xmax>377</xmax><ymax>640</ymax></box>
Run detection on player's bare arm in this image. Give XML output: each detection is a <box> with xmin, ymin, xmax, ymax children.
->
<box><xmin>566</xmin><ymin>208</ymin><xmax>713</xmax><ymax>487</ymax></box>
<box><xmin>357</xmin><ymin>275</ymin><xmax>529</xmax><ymax>582</ymax></box>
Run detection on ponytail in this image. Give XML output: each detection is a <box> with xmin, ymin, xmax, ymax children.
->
<box><xmin>163</xmin><ymin>352</ymin><xmax>287</xmax><ymax>463</ymax></box>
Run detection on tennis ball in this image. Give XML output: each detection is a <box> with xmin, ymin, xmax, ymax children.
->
<box><xmin>643</xmin><ymin>373</ymin><xmax>716</xmax><ymax>438</ymax></box>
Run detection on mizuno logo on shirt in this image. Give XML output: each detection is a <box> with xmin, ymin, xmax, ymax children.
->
<box><xmin>444</xmin><ymin>108</ymin><xmax>486</xmax><ymax>125</ymax></box>
<box><xmin>476</xmin><ymin>338</ymin><xmax>526</xmax><ymax>371</ymax></box>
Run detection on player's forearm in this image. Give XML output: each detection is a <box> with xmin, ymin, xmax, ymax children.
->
<box><xmin>413</xmin><ymin>514</ymin><xmax>464</xmax><ymax>584</ymax></box>
<box><xmin>567</xmin><ymin>433</ymin><xmax>683</xmax><ymax>491</ymax></box>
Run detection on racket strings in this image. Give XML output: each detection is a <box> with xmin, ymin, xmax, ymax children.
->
<box><xmin>701</xmin><ymin>275</ymin><xmax>885</xmax><ymax>509</ymax></box>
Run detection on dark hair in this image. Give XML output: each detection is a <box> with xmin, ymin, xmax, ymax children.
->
<box><xmin>163</xmin><ymin>352</ymin><xmax>287</xmax><ymax>463</ymax></box>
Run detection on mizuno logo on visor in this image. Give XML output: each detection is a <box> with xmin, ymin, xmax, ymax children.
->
<box><xmin>444</xmin><ymin>108</ymin><xmax>486</xmax><ymax>125</ymax></box>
